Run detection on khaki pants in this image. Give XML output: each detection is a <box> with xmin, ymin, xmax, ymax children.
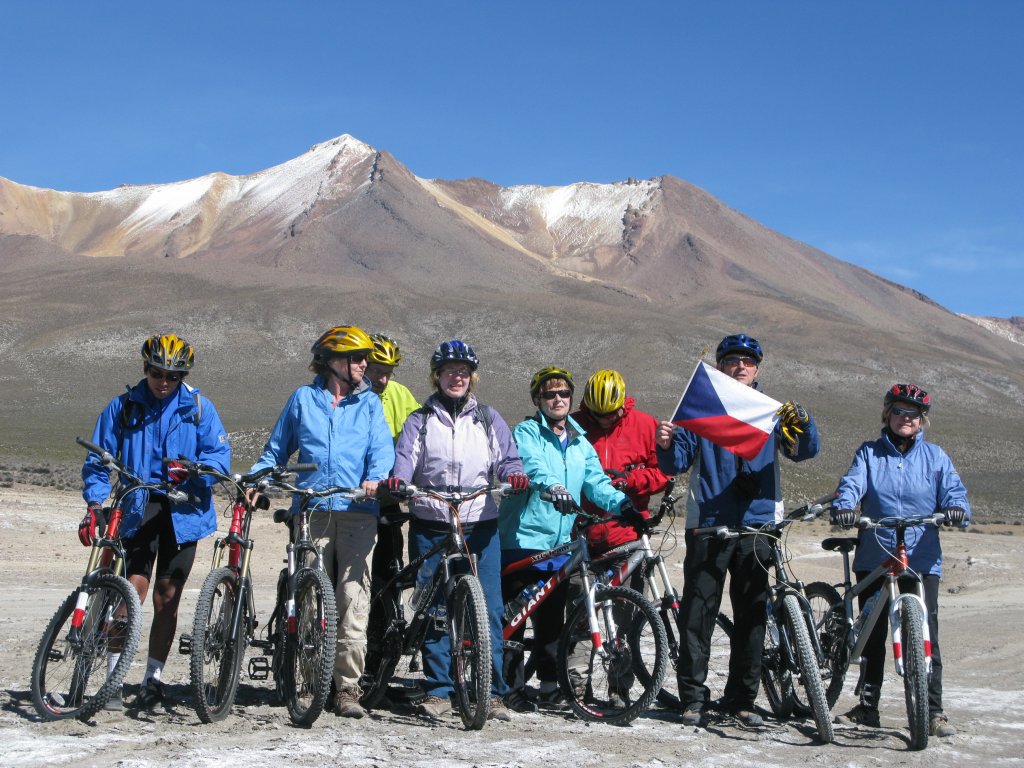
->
<box><xmin>311</xmin><ymin>511</ymin><xmax>378</xmax><ymax>694</ymax></box>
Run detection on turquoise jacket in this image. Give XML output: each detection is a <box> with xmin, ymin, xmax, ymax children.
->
<box><xmin>251</xmin><ymin>376</ymin><xmax>395</xmax><ymax>515</ymax></box>
<box><xmin>82</xmin><ymin>379</ymin><xmax>231</xmax><ymax>544</ymax></box>
<box><xmin>499</xmin><ymin>412</ymin><xmax>626</xmax><ymax>551</ymax></box>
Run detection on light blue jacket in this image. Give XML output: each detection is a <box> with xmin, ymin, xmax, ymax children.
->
<box><xmin>251</xmin><ymin>376</ymin><xmax>395</xmax><ymax>515</ymax></box>
<box><xmin>835</xmin><ymin>429</ymin><xmax>970</xmax><ymax>576</ymax></box>
<box><xmin>82</xmin><ymin>379</ymin><xmax>231</xmax><ymax>544</ymax></box>
<box><xmin>499</xmin><ymin>412</ymin><xmax>626</xmax><ymax>551</ymax></box>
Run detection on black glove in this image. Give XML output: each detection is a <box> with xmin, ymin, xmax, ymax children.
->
<box><xmin>506</xmin><ymin>472</ymin><xmax>530</xmax><ymax>494</ymax></box>
<box><xmin>830</xmin><ymin>508</ymin><xmax>858</xmax><ymax>529</ymax></box>
<box><xmin>618</xmin><ymin>500</ymin><xmax>646</xmax><ymax>530</ymax></box>
<box><xmin>547</xmin><ymin>484</ymin><xmax>576</xmax><ymax>515</ymax></box>
<box><xmin>607</xmin><ymin>469</ymin><xmax>629</xmax><ymax>491</ymax></box>
<box><xmin>777</xmin><ymin>401</ymin><xmax>810</xmax><ymax>449</ymax></box>
<box><xmin>942</xmin><ymin>506</ymin><xmax>966</xmax><ymax>526</ymax></box>
<box><xmin>78</xmin><ymin>504</ymin><xmax>106</xmax><ymax>546</ymax></box>
<box><xmin>381</xmin><ymin>477</ymin><xmax>408</xmax><ymax>498</ymax></box>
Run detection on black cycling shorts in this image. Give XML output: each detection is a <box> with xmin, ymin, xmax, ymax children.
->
<box><xmin>124</xmin><ymin>500</ymin><xmax>198</xmax><ymax>582</ymax></box>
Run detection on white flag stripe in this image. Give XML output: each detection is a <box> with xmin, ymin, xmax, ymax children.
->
<box><xmin>703</xmin><ymin>362</ymin><xmax>782</xmax><ymax>433</ymax></box>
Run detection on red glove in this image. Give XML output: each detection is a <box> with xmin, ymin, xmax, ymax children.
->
<box><xmin>381</xmin><ymin>477</ymin><xmax>408</xmax><ymax>498</ymax></box>
<box><xmin>607</xmin><ymin>469</ymin><xmax>629</xmax><ymax>491</ymax></box>
<box><xmin>506</xmin><ymin>472</ymin><xmax>530</xmax><ymax>494</ymax></box>
<box><xmin>78</xmin><ymin>504</ymin><xmax>106</xmax><ymax>546</ymax></box>
<box><xmin>167</xmin><ymin>460</ymin><xmax>190</xmax><ymax>485</ymax></box>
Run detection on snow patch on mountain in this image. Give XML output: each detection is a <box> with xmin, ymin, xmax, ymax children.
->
<box><xmin>961</xmin><ymin>315</ymin><xmax>1024</xmax><ymax>347</ymax></box>
<box><xmin>499</xmin><ymin>180</ymin><xmax>658</xmax><ymax>252</ymax></box>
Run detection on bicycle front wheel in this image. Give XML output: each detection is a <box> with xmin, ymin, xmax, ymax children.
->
<box><xmin>449</xmin><ymin>575</ymin><xmax>491</xmax><ymax>730</ymax></box>
<box><xmin>900</xmin><ymin>600</ymin><xmax>930</xmax><ymax>751</ymax></box>
<box><xmin>31</xmin><ymin>573</ymin><xmax>142</xmax><ymax>721</ymax></box>
<box><xmin>560</xmin><ymin>585</ymin><xmax>667</xmax><ymax>725</ymax></box>
<box><xmin>189</xmin><ymin>567</ymin><xmax>247</xmax><ymax>723</ymax></box>
<box><xmin>282</xmin><ymin>568</ymin><xmax>337</xmax><ymax>726</ymax></box>
<box><xmin>794</xmin><ymin>581</ymin><xmax>846</xmax><ymax>713</ymax></box>
<box><xmin>781</xmin><ymin>593</ymin><xmax>834</xmax><ymax>743</ymax></box>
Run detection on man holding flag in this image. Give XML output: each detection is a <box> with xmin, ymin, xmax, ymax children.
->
<box><xmin>655</xmin><ymin>333</ymin><xmax>819</xmax><ymax>727</ymax></box>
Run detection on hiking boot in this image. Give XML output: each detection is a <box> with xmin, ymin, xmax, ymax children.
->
<box><xmin>417</xmin><ymin>694</ymin><xmax>453</xmax><ymax>719</ymax></box>
<box><xmin>536</xmin><ymin>687</ymin><xmax>570</xmax><ymax>711</ymax></box>
<box><xmin>608</xmin><ymin>688</ymin><xmax>631</xmax><ymax>709</ymax></box>
<box><xmin>488</xmin><ymin>696</ymin><xmax>512</xmax><ymax>722</ymax></box>
<box><xmin>836</xmin><ymin>703</ymin><xmax>881</xmax><ymax>727</ymax></box>
<box><xmin>730</xmin><ymin>708</ymin><xmax>764</xmax><ymax>727</ymax></box>
<box><xmin>103</xmin><ymin>686</ymin><xmax>124</xmax><ymax>712</ymax></box>
<box><xmin>333</xmin><ymin>689</ymin><xmax>366</xmax><ymax>719</ymax></box>
<box><xmin>504</xmin><ymin>689</ymin><xmax>538</xmax><ymax>713</ymax></box>
<box><xmin>681</xmin><ymin>703</ymin><xmax>705</xmax><ymax>726</ymax></box>
<box><xmin>930</xmin><ymin>713</ymin><xmax>956</xmax><ymax>737</ymax></box>
<box><xmin>133</xmin><ymin>679</ymin><xmax>168</xmax><ymax>712</ymax></box>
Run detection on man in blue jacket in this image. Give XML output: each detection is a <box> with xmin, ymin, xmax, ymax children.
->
<box><xmin>250</xmin><ymin>325</ymin><xmax>394</xmax><ymax>719</ymax></box>
<box><xmin>81</xmin><ymin>334</ymin><xmax>231</xmax><ymax>712</ymax></box>
<box><xmin>655</xmin><ymin>334</ymin><xmax>819</xmax><ymax>727</ymax></box>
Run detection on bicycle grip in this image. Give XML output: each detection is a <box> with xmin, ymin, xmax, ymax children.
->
<box><xmin>286</xmin><ymin>463</ymin><xmax>318</xmax><ymax>473</ymax></box>
<box><xmin>692</xmin><ymin>525</ymin><xmax>731</xmax><ymax>539</ymax></box>
<box><xmin>76</xmin><ymin>436</ymin><xmax>107</xmax><ymax>457</ymax></box>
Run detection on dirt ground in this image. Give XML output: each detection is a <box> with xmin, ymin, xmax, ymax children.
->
<box><xmin>2</xmin><ymin>485</ymin><xmax>1022</xmax><ymax>768</ymax></box>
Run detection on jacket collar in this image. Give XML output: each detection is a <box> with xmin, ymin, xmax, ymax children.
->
<box><xmin>533</xmin><ymin>410</ymin><xmax>583</xmax><ymax>443</ymax></box>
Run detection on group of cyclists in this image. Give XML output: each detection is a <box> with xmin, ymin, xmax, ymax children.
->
<box><xmin>79</xmin><ymin>327</ymin><xmax>970</xmax><ymax>739</ymax></box>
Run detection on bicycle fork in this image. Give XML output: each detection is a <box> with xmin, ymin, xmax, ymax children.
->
<box><xmin>889</xmin><ymin>591</ymin><xmax>932</xmax><ymax>676</ymax></box>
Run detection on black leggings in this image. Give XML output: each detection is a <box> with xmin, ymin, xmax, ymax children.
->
<box><xmin>124</xmin><ymin>501</ymin><xmax>197</xmax><ymax>582</ymax></box>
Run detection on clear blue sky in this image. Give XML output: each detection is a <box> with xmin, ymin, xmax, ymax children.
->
<box><xmin>2</xmin><ymin>1</ymin><xmax>1020</xmax><ymax>317</ymax></box>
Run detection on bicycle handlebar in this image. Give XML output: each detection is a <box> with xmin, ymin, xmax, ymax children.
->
<box><xmin>785</xmin><ymin>491</ymin><xmax>838</xmax><ymax>521</ymax></box>
<box><xmin>856</xmin><ymin>513</ymin><xmax>945</xmax><ymax>530</ymax></box>
<box><xmin>404</xmin><ymin>483</ymin><xmax>513</xmax><ymax>502</ymax></box>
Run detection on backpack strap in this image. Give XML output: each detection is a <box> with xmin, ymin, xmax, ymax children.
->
<box><xmin>119</xmin><ymin>385</ymin><xmax>202</xmax><ymax>433</ymax></box>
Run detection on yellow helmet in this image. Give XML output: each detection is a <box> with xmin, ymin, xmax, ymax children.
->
<box><xmin>369</xmin><ymin>334</ymin><xmax>403</xmax><ymax>366</ymax></box>
<box><xmin>141</xmin><ymin>333</ymin><xmax>194</xmax><ymax>372</ymax></box>
<box><xmin>583</xmin><ymin>369</ymin><xmax>626</xmax><ymax>415</ymax></box>
<box><xmin>530</xmin><ymin>366</ymin><xmax>575</xmax><ymax>397</ymax></box>
<box><xmin>310</xmin><ymin>325</ymin><xmax>373</xmax><ymax>359</ymax></box>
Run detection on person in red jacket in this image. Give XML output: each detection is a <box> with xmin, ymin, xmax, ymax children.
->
<box><xmin>571</xmin><ymin>369</ymin><xmax>670</xmax><ymax>554</ymax></box>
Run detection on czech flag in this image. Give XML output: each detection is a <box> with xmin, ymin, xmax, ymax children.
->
<box><xmin>670</xmin><ymin>362</ymin><xmax>782</xmax><ymax>460</ymax></box>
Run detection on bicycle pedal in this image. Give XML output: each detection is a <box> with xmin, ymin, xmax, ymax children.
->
<box><xmin>248</xmin><ymin>656</ymin><xmax>270</xmax><ymax>680</ymax></box>
<box><xmin>178</xmin><ymin>633</ymin><xmax>193</xmax><ymax>655</ymax></box>
<box><xmin>250</xmin><ymin>639</ymin><xmax>273</xmax><ymax>653</ymax></box>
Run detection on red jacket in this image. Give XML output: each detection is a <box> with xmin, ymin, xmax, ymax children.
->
<box><xmin>572</xmin><ymin>397</ymin><xmax>671</xmax><ymax>553</ymax></box>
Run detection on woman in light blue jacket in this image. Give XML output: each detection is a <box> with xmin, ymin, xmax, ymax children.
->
<box><xmin>251</xmin><ymin>325</ymin><xmax>394</xmax><ymax>719</ymax></box>
<box><xmin>831</xmin><ymin>384</ymin><xmax>969</xmax><ymax>737</ymax></box>
<box><xmin>498</xmin><ymin>366</ymin><xmax>636</xmax><ymax>711</ymax></box>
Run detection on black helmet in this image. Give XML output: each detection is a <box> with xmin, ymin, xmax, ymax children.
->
<box><xmin>716</xmin><ymin>333</ymin><xmax>763</xmax><ymax>363</ymax></box>
<box><xmin>884</xmin><ymin>383</ymin><xmax>931</xmax><ymax>413</ymax></box>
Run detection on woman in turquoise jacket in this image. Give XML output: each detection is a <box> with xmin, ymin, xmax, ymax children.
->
<box><xmin>498</xmin><ymin>366</ymin><xmax>636</xmax><ymax>711</ymax></box>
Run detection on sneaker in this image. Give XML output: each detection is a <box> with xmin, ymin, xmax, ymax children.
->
<box><xmin>103</xmin><ymin>687</ymin><xmax>124</xmax><ymax>712</ymax></box>
<box><xmin>333</xmin><ymin>689</ymin><xmax>366</xmax><ymax>719</ymax></box>
<box><xmin>504</xmin><ymin>689</ymin><xmax>538</xmax><ymax>713</ymax></box>
<box><xmin>730</xmin><ymin>709</ymin><xmax>765</xmax><ymax>727</ymax></box>
<box><xmin>836</xmin><ymin>703</ymin><xmax>881</xmax><ymax>728</ymax></box>
<box><xmin>488</xmin><ymin>696</ymin><xmax>512</xmax><ymax>722</ymax></box>
<box><xmin>608</xmin><ymin>689</ymin><xmax>631</xmax><ymax>709</ymax></box>
<box><xmin>930</xmin><ymin>713</ymin><xmax>956</xmax><ymax>737</ymax></box>
<box><xmin>133</xmin><ymin>679</ymin><xmax>168</xmax><ymax>712</ymax></box>
<box><xmin>536</xmin><ymin>687</ymin><xmax>570</xmax><ymax>711</ymax></box>
<box><xmin>418</xmin><ymin>694</ymin><xmax>453</xmax><ymax>719</ymax></box>
<box><xmin>681</xmin><ymin>703</ymin><xmax>705</xmax><ymax>726</ymax></box>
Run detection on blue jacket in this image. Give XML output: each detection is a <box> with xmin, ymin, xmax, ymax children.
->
<box><xmin>251</xmin><ymin>376</ymin><xmax>395</xmax><ymax>515</ymax></box>
<box><xmin>834</xmin><ymin>429</ymin><xmax>970</xmax><ymax>576</ymax></box>
<box><xmin>82</xmin><ymin>379</ymin><xmax>231</xmax><ymax>544</ymax></box>
<box><xmin>656</xmin><ymin>407</ymin><xmax>820</xmax><ymax>528</ymax></box>
<box><xmin>499</xmin><ymin>412</ymin><xmax>626</xmax><ymax>551</ymax></box>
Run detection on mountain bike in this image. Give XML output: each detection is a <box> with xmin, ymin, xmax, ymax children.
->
<box><xmin>589</xmin><ymin>478</ymin><xmax>733</xmax><ymax>710</ymax></box>
<box><xmin>29</xmin><ymin>437</ymin><xmax>165</xmax><ymax>721</ymax></box>
<box><xmin>359</xmin><ymin>484</ymin><xmax>502</xmax><ymax>730</ymax></box>
<box><xmin>501</xmin><ymin>499</ymin><xmax>668</xmax><ymax>725</ymax></box>
<box><xmin>803</xmin><ymin>512</ymin><xmax>944</xmax><ymax>751</ymax></box>
<box><xmin>258</xmin><ymin>478</ymin><xmax>368</xmax><ymax>726</ymax></box>
<box><xmin>173</xmin><ymin>458</ymin><xmax>315</xmax><ymax>723</ymax></box>
<box><xmin>696</xmin><ymin>496</ymin><xmax>835</xmax><ymax>743</ymax></box>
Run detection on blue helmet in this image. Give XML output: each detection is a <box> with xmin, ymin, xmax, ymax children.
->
<box><xmin>715</xmin><ymin>333</ymin><xmax>763</xmax><ymax>363</ymax></box>
<box><xmin>430</xmin><ymin>339</ymin><xmax>479</xmax><ymax>372</ymax></box>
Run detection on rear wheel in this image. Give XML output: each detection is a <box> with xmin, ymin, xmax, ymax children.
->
<box><xmin>901</xmin><ymin>600</ymin><xmax>930</xmax><ymax>751</ymax></box>
<box><xmin>781</xmin><ymin>593</ymin><xmax>834</xmax><ymax>742</ymax></box>
<box><xmin>359</xmin><ymin>582</ymin><xmax>405</xmax><ymax>710</ymax></box>
<box><xmin>449</xmin><ymin>575</ymin><xmax>491</xmax><ymax>730</ymax></box>
<box><xmin>560</xmin><ymin>585</ymin><xmax>667</xmax><ymax>725</ymax></box>
<box><xmin>282</xmin><ymin>568</ymin><xmax>337</xmax><ymax>726</ymax></box>
<box><xmin>31</xmin><ymin>574</ymin><xmax>142</xmax><ymax>721</ymax></box>
<box><xmin>189</xmin><ymin>567</ymin><xmax>247</xmax><ymax>723</ymax></box>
